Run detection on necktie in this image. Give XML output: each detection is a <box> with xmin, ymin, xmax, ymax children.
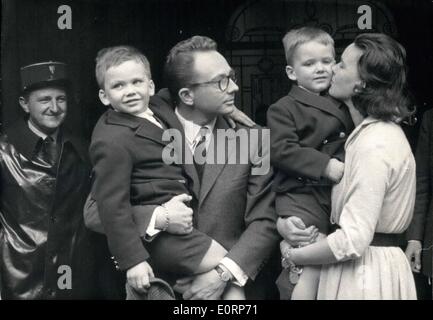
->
<box><xmin>42</xmin><ymin>136</ymin><xmax>60</xmax><ymax>166</ymax></box>
<box><xmin>193</xmin><ymin>127</ymin><xmax>208</xmax><ymax>180</ymax></box>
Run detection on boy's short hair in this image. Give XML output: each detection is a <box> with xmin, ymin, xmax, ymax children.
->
<box><xmin>163</xmin><ymin>35</ymin><xmax>217</xmax><ymax>104</ymax></box>
<box><xmin>282</xmin><ymin>27</ymin><xmax>335</xmax><ymax>65</ymax></box>
<box><xmin>95</xmin><ymin>45</ymin><xmax>152</xmax><ymax>89</ymax></box>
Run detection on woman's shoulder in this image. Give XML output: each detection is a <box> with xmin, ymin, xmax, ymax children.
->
<box><xmin>360</xmin><ymin>119</ymin><xmax>405</xmax><ymax>141</ymax></box>
<box><xmin>356</xmin><ymin>120</ymin><xmax>413</xmax><ymax>163</ymax></box>
<box><xmin>352</xmin><ymin>119</ymin><xmax>406</xmax><ymax>151</ymax></box>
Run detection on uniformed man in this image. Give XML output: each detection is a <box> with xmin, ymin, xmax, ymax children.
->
<box><xmin>0</xmin><ymin>61</ymin><xmax>96</xmax><ymax>299</ymax></box>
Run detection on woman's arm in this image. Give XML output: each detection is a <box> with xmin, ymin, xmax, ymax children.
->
<box><xmin>290</xmin><ymin>238</ymin><xmax>338</xmax><ymax>265</ymax></box>
<box><xmin>287</xmin><ymin>138</ymin><xmax>390</xmax><ymax>265</ymax></box>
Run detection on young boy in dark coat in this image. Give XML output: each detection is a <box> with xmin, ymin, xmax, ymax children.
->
<box><xmin>90</xmin><ymin>46</ymin><xmax>244</xmax><ymax>299</ymax></box>
<box><xmin>267</xmin><ymin>27</ymin><xmax>354</xmax><ymax>299</ymax></box>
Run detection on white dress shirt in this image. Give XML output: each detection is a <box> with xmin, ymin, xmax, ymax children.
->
<box><xmin>174</xmin><ymin>108</ymin><xmax>216</xmax><ymax>153</ymax></box>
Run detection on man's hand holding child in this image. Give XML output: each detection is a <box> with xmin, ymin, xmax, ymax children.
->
<box><xmin>156</xmin><ymin>193</ymin><xmax>194</xmax><ymax>234</ymax></box>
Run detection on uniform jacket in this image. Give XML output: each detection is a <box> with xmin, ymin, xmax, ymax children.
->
<box><xmin>266</xmin><ymin>85</ymin><xmax>354</xmax><ymax>193</ymax></box>
<box><xmin>0</xmin><ymin>119</ymin><xmax>95</xmax><ymax>299</ymax></box>
<box><xmin>407</xmin><ymin>109</ymin><xmax>433</xmax><ymax>277</ymax></box>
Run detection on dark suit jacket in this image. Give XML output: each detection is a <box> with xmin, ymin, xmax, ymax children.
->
<box><xmin>195</xmin><ymin>121</ymin><xmax>278</xmax><ymax>281</ymax></box>
<box><xmin>407</xmin><ymin>109</ymin><xmax>433</xmax><ymax>277</ymax></box>
<box><xmin>135</xmin><ymin>92</ymin><xmax>280</xmax><ymax>297</ymax></box>
<box><xmin>266</xmin><ymin>85</ymin><xmax>354</xmax><ymax>193</ymax></box>
<box><xmin>90</xmin><ymin>108</ymin><xmax>191</xmax><ymax>271</ymax></box>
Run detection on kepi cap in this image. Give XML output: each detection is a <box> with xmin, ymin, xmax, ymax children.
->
<box><xmin>20</xmin><ymin>61</ymin><xmax>70</xmax><ymax>92</ymax></box>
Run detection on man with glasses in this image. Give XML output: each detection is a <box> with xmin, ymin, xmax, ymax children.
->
<box><xmin>132</xmin><ymin>35</ymin><xmax>280</xmax><ymax>299</ymax></box>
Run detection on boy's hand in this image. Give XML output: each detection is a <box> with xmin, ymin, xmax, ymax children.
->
<box><xmin>277</xmin><ymin>217</ymin><xmax>318</xmax><ymax>247</ymax></box>
<box><xmin>323</xmin><ymin>158</ymin><xmax>344</xmax><ymax>183</ymax></box>
<box><xmin>126</xmin><ymin>261</ymin><xmax>154</xmax><ymax>293</ymax></box>
<box><xmin>225</xmin><ymin>106</ymin><xmax>255</xmax><ymax>128</ymax></box>
<box><xmin>159</xmin><ymin>194</ymin><xmax>193</xmax><ymax>234</ymax></box>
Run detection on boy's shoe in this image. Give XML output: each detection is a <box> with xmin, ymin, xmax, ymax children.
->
<box><xmin>275</xmin><ymin>269</ymin><xmax>296</xmax><ymax>300</ymax></box>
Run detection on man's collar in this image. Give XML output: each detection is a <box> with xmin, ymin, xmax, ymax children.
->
<box><xmin>174</xmin><ymin>107</ymin><xmax>216</xmax><ymax>145</ymax></box>
<box><xmin>6</xmin><ymin>119</ymin><xmax>41</xmax><ymax>160</ymax></box>
<box><xmin>6</xmin><ymin>118</ymin><xmax>87</xmax><ymax>162</ymax></box>
<box><xmin>28</xmin><ymin>120</ymin><xmax>59</xmax><ymax>141</ymax></box>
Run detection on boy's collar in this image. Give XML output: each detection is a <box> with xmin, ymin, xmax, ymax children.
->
<box><xmin>105</xmin><ymin>108</ymin><xmax>144</xmax><ymax>129</ymax></box>
<box><xmin>105</xmin><ymin>108</ymin><xmax>166</xmax><ymax>139</ymax></box>
<box><xmin>288</xmin><ymin>84</ymin><xmax>353</xmax><ymax>131</ymax></box>
<box><xmin>297</xmin><ymin>85</ymin><xmax>321</xmax><ymax>96</ymax></box>
<box><xmin>288</xmin><ymin>84</ymin><xmax>341</xmax><ymax>109</ymax></box>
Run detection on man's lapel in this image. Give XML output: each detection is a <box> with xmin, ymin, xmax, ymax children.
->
<box><xmin>199</xmin><ymin>116</ymin><xmax>236</xmax><ymax>205</ymax></box>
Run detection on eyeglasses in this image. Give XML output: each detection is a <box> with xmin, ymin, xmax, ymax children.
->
<box><xmin>189</xmin><ymin>72</ymin><xmax>237</xmax><ymax>92</ymax></box>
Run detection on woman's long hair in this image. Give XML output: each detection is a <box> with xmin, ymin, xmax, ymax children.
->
<box><xmin>352</xmin><ymin>33</ymin><xmax>415</xmax><ymax>122</ymax></box>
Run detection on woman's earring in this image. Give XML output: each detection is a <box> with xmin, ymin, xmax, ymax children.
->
<box><xmin>354</xmin><ymin>82</ymin><xmax>366</xmax><ymax>94</ymax></box>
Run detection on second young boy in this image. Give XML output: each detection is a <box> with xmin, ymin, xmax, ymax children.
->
<box><xmin>267</xmin><ymin>27</ymin><xmax>354</xmax><ymax>299</ymax></box>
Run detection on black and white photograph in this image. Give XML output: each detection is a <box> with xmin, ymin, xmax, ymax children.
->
<box><xmin>1</xmin><ymin>0</ymin><xmax>433</xmax><ymax>306</ymax></box>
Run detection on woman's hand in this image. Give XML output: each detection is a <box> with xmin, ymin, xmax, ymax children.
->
<box><xmin>277</xmin><ymin>217</ymin><xmax>318</xmax><ymax>247</ymax></box>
